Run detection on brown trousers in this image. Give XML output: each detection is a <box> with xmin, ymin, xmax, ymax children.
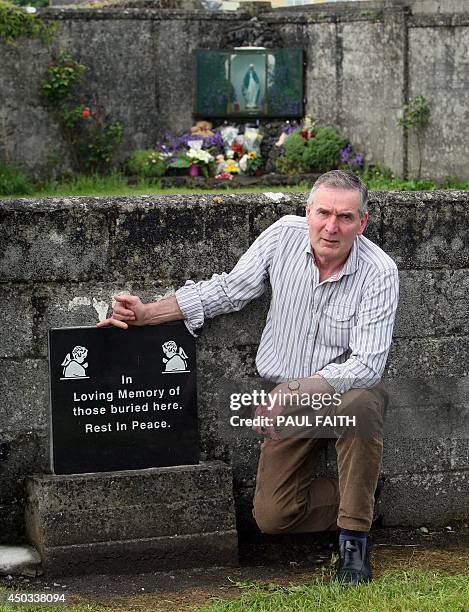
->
<box><xmin>252</xmin><ymin>384</ymin><xmax>387</xmax><ymax>533</ymax></box>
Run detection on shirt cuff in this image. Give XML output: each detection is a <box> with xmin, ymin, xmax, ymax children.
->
<box><xmin>175</xmin><ymin>282</ymin><xmax>205</xmax><ymax>337</ymax></box>
<box><xmin>315</xmin><ymin>364</ymin><xmax>353</xmax><ymax>395</ymax></box>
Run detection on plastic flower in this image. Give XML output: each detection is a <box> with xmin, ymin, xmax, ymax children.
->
<box><xmin>248</xmin><ymin>151</ymin><xmax>257</xmax><ymax>160</ymax></box>
<box><xmin>82</xmin><ymin>107</ymin><xmax>91</xmax><ymax>118</ymax></box>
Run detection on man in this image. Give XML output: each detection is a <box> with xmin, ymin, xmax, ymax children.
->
<box><xmin>97</xmin><ymin>170</ymin><xmax>399</xmax><ymax>584</ymax></box>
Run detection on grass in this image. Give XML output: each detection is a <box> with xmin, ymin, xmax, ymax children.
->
<box><xmin>0</xmin><ymin>567</ymin><xmax>468</xmax><ymax>611</ymax></box>
<box><xmin>202</xmin><ymin>569</ymin><xmax>469</xmax><ymax>611</ymax></box>
<box><xmin>1</xmin><ymin>171</ymin><xmax>469</xmax><ymax>199</ymax></box>
<box><xmin>1</xmin><ymin>173</ymin><xmax>310</xmax><ymax>199</ymax></box>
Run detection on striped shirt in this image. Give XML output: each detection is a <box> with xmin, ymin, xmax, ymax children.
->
<box><xmin>176</xmin><ymin>215</ymin><xmax>399</xmax><ymax>394</ymax></box>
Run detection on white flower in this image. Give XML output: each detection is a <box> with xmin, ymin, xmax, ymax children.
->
<box><xmin>187</xmin><ymin>148</ymin><xmax>214</xmax><ymax>163</ymax></box>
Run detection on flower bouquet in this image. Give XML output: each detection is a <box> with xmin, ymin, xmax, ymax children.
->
<box><xmin>169</xmin><ymin>147</ymin><xmax>215</xmax><ymax>178</ymax></box>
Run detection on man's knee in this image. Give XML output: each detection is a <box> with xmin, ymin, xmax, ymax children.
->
<box><xmin>253</xmin><ymin>496</ymin><xmax>301</xmax><ymax>534</ymax></box>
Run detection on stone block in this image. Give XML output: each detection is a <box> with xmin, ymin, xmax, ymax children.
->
<box><xmin>341</xmin><ymin>21</ymin><xmax>388</xmax><ymax>170</ymax></box>
<box><xmin>40</xmin><ymin>532</ymin><xmax>237</xmax><ymax>577</ymax></box>
<box><xmin>25</xmin><ymin>461</ymin><xmax>238</xmax><ymax>575</ymax></box>
<box><xmin>408</xmin><ymin>25</ymin><xmax>469</xmax><ymax>179</ymax></box>
<box><xmin>386</xmin><ymin>338</ymin><xmax>469</xmax><ymax>378</ymax></box>
<box><xmin>0</xmin><ymin>360</ymin><xmax>49</xmax><ymax>432</ymax></box>
<box><xmin>381</xmin><ymin>437</ymin><xmax>451</xmax><ymax>476</ymax></box>
<box><xmin>31</xmin><ymin>282</ymin><xmax>176</xmax><ymax>357</ymax></box>
<box><xmin>0</xmin><ymin>429</ymin><xmax>49</xmax><ymax>508</ymax></box>
<box><xmin>0</xmin><ymin>503</ymin><xmax>25</xmax><ymax>545</ymax></box>
<box><xmin>201</xmin><ymin>295</ymin><xmax>269</xmax><ymax>349</ymax></box>
<box><xmin>0</xmin><ymin>285</ymin><xmax>34</xmax><ymax>358</ymax></box>
<box><xmin>450</xmin><ymin>438</ymin><xmax>469</xmax><ymax>470</ymax></box>
<box><xmin>381</xmin><ymin>193</ymin><xmax>469</xmax><ymax>269</ymax></box>
<box><xmin>0</xmin><ymin>200</ymin><xmax>111</xmax><ymax>282</ymax></box>
<box><xmin>111</xmin><ymin>198</ymin><xmax>250</xmax><ymax>286</ymax></box>
<box><xmin>394</xmin><ymin>270</ymin><xmax>469</xmax><ymax>337</ymax></box>
<box><xmin>380</xmin><ymin>470</ymin><xmax>469</xmax><ymax>526</ymax></box>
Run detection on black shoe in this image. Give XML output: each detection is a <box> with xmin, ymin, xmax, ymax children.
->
<box><xmin>335</xmin><ymin>538</ymin><xmax>372</xmax><ymax>585</ymax></box>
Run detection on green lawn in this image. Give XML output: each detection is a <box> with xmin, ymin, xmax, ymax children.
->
<box><xmin>202</xmin><ymin>570</ymin><xmax>469</xmax><ymax>612</ymax></box>
<box><xmin>2</xmin><ymin>171</ymin><xmax>469</xmax><ymax>199</ymax></box>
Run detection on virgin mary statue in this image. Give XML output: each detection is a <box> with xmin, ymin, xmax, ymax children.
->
<box><xmin>242</xmin><ymin>64</ymin><xmax>261</xmax><ymax>109</ymax></box>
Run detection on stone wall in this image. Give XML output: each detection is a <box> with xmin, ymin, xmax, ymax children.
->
<box><xmin>0</xmin><ymin>191</ymin><xmax>468</xmax><ymax>544</ymax></box>
<box><xmin>1</xmin><ymin>1</ymin><xmax>469</xmax><ymax>180</ymax></box>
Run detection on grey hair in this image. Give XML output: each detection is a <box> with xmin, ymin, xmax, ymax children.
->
<box><xmin>306</xmin><ymin>170</ymin><xmax>368</xmax><ymax>218</ymax></box>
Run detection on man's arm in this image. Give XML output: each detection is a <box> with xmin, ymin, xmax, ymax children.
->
<box><xmin>96</xmin><ymin>295</ymin><xmax>184</xmax><ymax>329</ymax></box>
<box><xmin>97</xmin><ymin>218</ymin><xmax>283</xmax><ymax>331</ymax></box>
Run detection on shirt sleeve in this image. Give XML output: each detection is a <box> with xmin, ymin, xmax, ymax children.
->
<box><xmin>317</xmin><ymin>267</ymin><xmax>400</xmax><ymax>394</ymax></box>
<box><xmin>175</xmin><ymin>219</ymin><xmax>282</xmax><ymax>336</ymax></box>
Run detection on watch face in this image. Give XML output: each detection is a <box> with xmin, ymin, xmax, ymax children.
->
<box><xmin>288</xmin><ymin>380</ymin><xmax>300</xmax><ymax>391</ymax></box>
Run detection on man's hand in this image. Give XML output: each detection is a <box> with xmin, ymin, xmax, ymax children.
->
<box><xmin>96</xmin><ymin>294</ymin><xmax>184</xmax><ymax>329</ymax></box>
<box><xmin>97</xmin><ymin>294</ymin><xmax>146</xmax><ymax>329</ymax></box>
<box><xmin>252</xmin><ymin>375</ymin><xmax>335</xmax><ymax>440</ymax></box>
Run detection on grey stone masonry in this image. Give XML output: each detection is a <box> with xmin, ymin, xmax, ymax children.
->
<box><xmin>0</xmin><ymin>191</ymin><xmax>467</xmax><ymax>547</ymax></box>
<box><xmin>25</xmin><ymin>461</ymin><xmax>238</xmax><ymax>575</ymax></box>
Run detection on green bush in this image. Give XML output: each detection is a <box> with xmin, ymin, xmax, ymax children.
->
<box><xmin>125</xmin><ymin>150</ymin><xmax>166</xmax><ymax>179</ymax></box>
<box><xmin>0</xmin><ymin>161</ymin><xmax>33</xmax><ymax>195</ymax></box>
<box><xmin>282</xmin><ymin>131</ymin><xmax>308</xmax><ymax>165</ymax></box>
<box><xmin>281</xmin><ymin>126</ymin><xmax>347</xmax><ymax>174</ymax></box>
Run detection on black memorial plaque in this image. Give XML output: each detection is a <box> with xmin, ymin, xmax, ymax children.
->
<box><xmin>48</xmin><ymin>323</ymin><xmax>199</xmax><ymax>474</ymax></box>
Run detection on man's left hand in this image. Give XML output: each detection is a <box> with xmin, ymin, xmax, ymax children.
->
<box><xmin>252</xmin><ymin>375</ymin><xmax>335</xmax><ymax>439</ymax></box>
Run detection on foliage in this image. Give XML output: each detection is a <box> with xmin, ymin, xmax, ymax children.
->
<box><xmin>302</xmin><ymin>126</ymin><xmax>346</xmax><ymax>171</ymax></box>
<box><xmin>61</xmin><ymin>104</ymin><xmax>123</xmax><ymax>172</ymax></box>
<box><xmin>40</xmin><ymin>52</ymin><xmax>124</xmax><ymax>174</ymax></box>
<box><xmin>275</xmin><ymin>154</ymin><xmax>305</xmax><ymax>175</ymax></box>
<box><xmin>398</xmin><ymin>95</ymin><xmax>431</xmax><ymax>179</ymax></box>
<box><xmin>245</xmin><ymin>151</ymin><xmax>263</xmax><ymax>176</ymax></box>
<box><xmin>0</xmin><ymin>161</ymin><xmax>33</xmax><ymax>195</ymax></box>
<box><xmin>10</xmin><ymin>0</ymin><xmax>49</xmax><ymax>7</ymax></box>
<box><xmin>125</xmin><ymin>149</ymin><xmax>166</xmax><ymax>179</ymax></box>
<box><xmin>398</xmin><ymin>95</ymin><xmax>431</xmax><ymax>133</ymax></box>
<box><xmin>0</xmin><ymin>0</ymin><xmax>55</xmax><ymax>44</ymax></box>
<box><xmin>40</xmin><ymin>51</ymin><xmax>85</xmax><ymax>104</ymax></box>
<box><xmin>277</xmin><ymin>126</ymin><xmax>347</xmax><ymax>174</ymax></box>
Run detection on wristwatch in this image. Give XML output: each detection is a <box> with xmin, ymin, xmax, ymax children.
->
<box><xmin>287</xmin><ymin>379</ymin><xmax>300</xmax><ymax>396</ymax></box>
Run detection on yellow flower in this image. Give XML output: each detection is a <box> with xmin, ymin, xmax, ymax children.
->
<box><xmin>225</xmin><ymin>161</ymin><xmax>240</xmax><ymax>173</ymax></box>
<box><xmin>248</xmin><ymin>151</ymin><xmax>257</xmax><ymax>160</ymax></box>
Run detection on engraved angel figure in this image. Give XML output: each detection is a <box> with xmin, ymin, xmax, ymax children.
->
<box><xmin>61</xmin><ymin>346</ymin><xmax>89</xmax><ymax>379</ymax></box>
<box><xmin>162</xmin><ymin>341</ymin><xmax>189</xmax><ymax>373</ymax></box>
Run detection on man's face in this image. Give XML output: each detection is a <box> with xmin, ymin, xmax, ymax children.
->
<box><xmin>306</xmin><ymin>185</ymin><xmax>368</xmax><ymax>265</ymax></box>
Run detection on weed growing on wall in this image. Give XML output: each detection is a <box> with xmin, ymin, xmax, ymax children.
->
<box><xmin>398</xmin><ymin>95</ymin><xmax>431</xmax><ymax>179</ymax></box>
<box><xmin>41</xmin><ymin>51</ymin><xmax>85</xmax><ymax>104</ymax></box>
<box><xmin>40</xmin><ymin>50</ymin><xmax>123</xmax><ymax>174</ymax></box>
<box><xmin>0</xmin><ymin>0</ymin><xmax>55</xmax><ymax>44</ymax></box>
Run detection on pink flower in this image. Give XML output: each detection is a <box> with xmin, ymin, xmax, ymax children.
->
<box><xmin>215</xmin><ymin>172</ymin><xmax>233</xmax><ymax>181</ymax></box>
